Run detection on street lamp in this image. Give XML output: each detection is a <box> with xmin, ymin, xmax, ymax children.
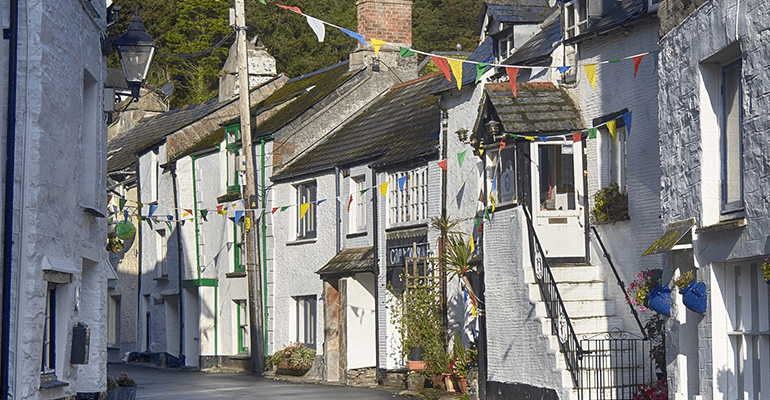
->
<box><xmin>113</xmin><ymin>11</ymin><xmax>156</xmax><ymax>101</ymax></box>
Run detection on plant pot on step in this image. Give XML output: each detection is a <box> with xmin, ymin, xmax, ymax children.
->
<box><xmin>456</xmin><ymin>376</ymin><xmax>467</xmax><ymax>394</ymax></box>
<box><xmin>443</xmin><ymin>373</ymin><xmax>456</xmax><ymax>392</ymax></box>
<box><xmin>680</xmin><ymin>280</ymin><xmax>707</xmax><ymax>314</ymax></box>
<box><xmin>406</xmin><ymin>360</ymin><xmax>426</xmax><ymax>371</ymax></box>
<box><xmin>645</xmin><ymin>283</ymin><xmax>671</xmax><ymax>316</ymax></box>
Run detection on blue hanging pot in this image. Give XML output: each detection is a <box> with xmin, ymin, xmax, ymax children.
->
<box><xmin>681</xmin><ymin>280</ymin><xmax>707</xmax><ymax>314</ymax></box>
<box><xmin>645</xmin><ymin>283</ymin><xmax>671</xmax><ymax>316</ymax></box>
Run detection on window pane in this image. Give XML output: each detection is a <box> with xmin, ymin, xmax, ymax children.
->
<box><xmin>723</xmin><ymin>61</ymin><xmax>742</xmax><ymax>210</ymax></box>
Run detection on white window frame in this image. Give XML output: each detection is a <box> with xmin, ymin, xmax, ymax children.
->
<box><xmin>720</xmin><ymin>60</ymin><xmax>743</xmax><ymax>215</ymax></box>
<box><xmin>599</xmin><ymin>125</ymin><xmax>628</xmax><ymax>193</ymax></box>
<box><xmin>155</xmin><ymin>228</ymin><xmax>168</xmax><ymax>278</ymax></box>
<box><xmin>41</xmin><ymin>283</ymin><xmax>57</xmax><ymax>376</ymax></box>
<box><xmin>296</xmin><ymin>181</ymin><xmax>317</xmax><ymax>239</ymax></box>
<box><xmin>349</xmin><ymin>176</ymin><xmax>367</xmax><ymax>233</ymax></box>
<box><xmin>564</xmin><ymin>0</ymin><xmax>588</xmax><ymax>39</ymax></box>
<box><xmin>295</xmin><ymin>295</ymin><xmax>317</xmax><ymax>349</ymax></box>
<box><xmin>388</xmin><ymin>167</ymin><xmax>428</xmax><ymax>226</ymax></box>
<box><xmin>486</xmin><ymin>144</ymin><xmax>517</xmax><ymax>206</ymax></box>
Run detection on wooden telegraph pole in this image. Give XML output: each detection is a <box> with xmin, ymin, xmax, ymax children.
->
<box><xmin>235</xmin><ymin>0</ymin><xmax>264</xmax><ymax>374</ymax></box>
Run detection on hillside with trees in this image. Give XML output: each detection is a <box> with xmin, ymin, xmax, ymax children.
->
<box><xmin>109</xmin><ymin>0</ymin><xmax>482</xmax><ymax>108</ymax></box>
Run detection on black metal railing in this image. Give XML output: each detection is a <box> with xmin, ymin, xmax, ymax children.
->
<box><xmin>522</xmin><ymin>206</ymin><xmax>583</xmax><ymax>388</ymax></box>
<box><xmin>590</xmin><ymin>226</ymin><xmax>646</xmax><ymax>338</ymax></box>
<box><xmin>578</xmin><ymin>329</ymin><xmax>653</xmax><ymax>400</ymax></box>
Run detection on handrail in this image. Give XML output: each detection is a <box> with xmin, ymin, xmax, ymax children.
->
<box><xmin>590</xmin><ymin>226</ymin><xmax>647</xmax><ymax>339</ymax></box>
<box><xmin>522</xmin><ymin>206</ymin><xmax>583</xmax><ymax>388</ymax></box>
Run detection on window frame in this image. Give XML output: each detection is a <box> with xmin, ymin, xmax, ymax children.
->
<box><xmin>720</xmin><ymin>59</ymin><xmax>744</xmax><ymax>215</ymax></box>
<box><xmin>350</xmin><ymin>176</ymin><xmax>367</xmax><ymax>233</ymax></box>
<box><xmin>599</xmin><ymin>125</ymin><xmax>628</xmax><ymax>193</ymax></box>
<box><xmin>155</xmin><ymin>228</ymin><xmax>168</xmax><ymax>278</ymax></box>
<box><xmin>41</xmin><ymin>284</ymin><xmax>57</xmax><ymax>376</ymax></box>
<box><xmin>564</xmin><ymin>0</ymin><xmax>588</xmax><ymax>39</ymax></box>
<box><xmin>233</xmin><ymin>217</ymin><xmax>246</xmax><ymax>272</ymax></box>
<box><xmin>295</xmin><ymin>295</ymin><xmax>317</xmax><ymax>349</ymax></box>
<box><xmin>296</xmin><ymin>181</ymin><xmax>317</xmax><ymax>239</ymax></box>
<box><xmin>486</xmin><ymin>144</ymin><xmax>517</xmax><ymax>206</ymax></box>
<box><xmin>235</xmin><ymin>300</ymin><xmax>249</xmax><ymax>354</ymax></box>
<box><xmin>387</xmin><ymin>167</ymin><xmax>429</xmax><ymax>227</ymax></box>
<box><xmin>225</xmin><ymin>124</ymin><xmax>242</xmax><ymax>194</ymax></box>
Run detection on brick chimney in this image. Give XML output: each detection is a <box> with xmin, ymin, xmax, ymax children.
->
<box><xmin>350</xmin><ymin>0</ymin><xmax>417</xmax><ymax>81</ymax></box>
<box><xmin>356</xmin><ymin>0</ymin><xmax>412</xmax><ymax>46</ymax></box>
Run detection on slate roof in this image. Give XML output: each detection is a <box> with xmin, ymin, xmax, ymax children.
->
<box><xmin>433</xmin><ymin>36</ymin><xmax>494</xmax><ymax>93</ymax></box>
<box><xmin>251</xmin><ymin>61</ymin><xmax>358</xmax><ymax>138</ymax></box>
<box><xmin>108</xmin><ymin>97</ymin><xmax>232</xmax><ymax>173</ymax></box>
<box><xmin>485</xmin><ymin>1</ymin><xmax>556</xmax><ymax>24</ymax></box>
<box><xmin>316</xmin><ymin>246</ymin><xmax>375</xmax><ymax>277</ymax></box>
<box><xmin>507</xmin><ymin>9</ymin><xmax>561</xmax><ymax>65</ymax></box>
<box><xmin>277</xmin><ymin>73</ymin><xmax>443</xmax><ymax>177</ymax></box>
<box><xmin>106</xmin><ymin>68</ymin><xmax>129</xmax><ymax>90</ymax></box>
<box><xmin>567</xmin><ymin>0</ymin><xmax>649</xmax><ymax>43</ymax></box>
<box><xmin>486</xmin><ymin>82</ymin><xmax>584</xmax><ymax>134</ymax></box>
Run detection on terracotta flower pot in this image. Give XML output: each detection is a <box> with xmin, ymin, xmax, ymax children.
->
<box><xmin>406</xmin><ymin>360</ymin><xmax>426</xmax><ymax>371</ymax></box>
<box><xmin>443</xmin><ymin>373</ymin><xmax>456</xmax><ymax>392</ymax></box>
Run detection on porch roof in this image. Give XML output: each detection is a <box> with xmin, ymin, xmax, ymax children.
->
<box><xmin>316</xmin><ymin>246</ymin><xmax>375</xmax><ymax>278</ymax></box>
<box><xmin>485</xmin><ymin>82</ymin><xmax>584</xmax><ymax>134</ymax></box>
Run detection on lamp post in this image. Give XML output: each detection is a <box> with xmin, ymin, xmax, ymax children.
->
<box><xmin>114</xmin><ymin>11</ymin><xmax>156</xmax><ymax>101</ymax></box>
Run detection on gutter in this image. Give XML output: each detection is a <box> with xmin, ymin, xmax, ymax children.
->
<box><xmin>170</xmin><ymin>165</ymin><xmax>185</xmax><ymax>360</ymax></box>
<box><xmin>2</xmin><ymin>0</ymin><xmax>19</xmax><ymax>395</ymax></box>
<box><xmin>260</xmin><ymin>135</ymin><xmax>272</xmax><ymax>356</ymax></box>
<box><xmin>271</xmin><ymin>164</ymin><xmax>336</xmax><ymax>183</ymax></box>
<box><xmin>370</xmin><ymin>167</ymin><xmax>381</xmax><ymax>384</ymax></box>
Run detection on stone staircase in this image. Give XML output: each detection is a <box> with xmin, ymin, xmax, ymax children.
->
<box><xmin>525</xmin><ymin>262</ymin><xmax>638</xmax><ymax>400</ymax></box>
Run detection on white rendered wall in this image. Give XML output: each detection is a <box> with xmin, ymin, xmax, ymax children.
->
<box><xmin>345</xmin><ymin>274</ymin><xmax>376</xmax><ymax>370</ymax></box>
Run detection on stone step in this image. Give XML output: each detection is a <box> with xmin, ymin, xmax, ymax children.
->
<box><xmin>535</xmin><ymin>299</ymin><xmax>616</xmax><ymax>319</ymax></box>
<box><xmin>529</xmin><ymin>281</ymin><xmax>607</xmax><ymax>301</ymax></box>
<box><xmin>525</xmin><ymin>264</ymin><xmax>602</xmax><ymax>284</ymax></box>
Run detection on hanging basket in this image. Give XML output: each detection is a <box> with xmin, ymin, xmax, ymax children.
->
<box><xmin>645</xmin><ymin>283</ymin><xmax>671</xmax><ymax>316</ymax></box>
<box><xmin>680</xmin><ymin>280</ymin><xmax>707</xmax><ymax>314</ymax></box>
<box><xmin>115</xmin><ymin>220</ymin><xmax>136</xmax><ymax>240</ymax></box>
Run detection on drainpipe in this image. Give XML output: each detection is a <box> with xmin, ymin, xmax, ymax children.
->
<box><xmin>136</xmin><ymin>155</ymin><xmax>143</xmax><ymax>351</ymax></box>
<box><xmin>335</xmin><ymin>167</ymin><xmax>341</xmax><ymax>254</ymax></box>
<box><xmin>170</xmin><ymin>165</ymin><xmax>185</xmax><ymax>360</ymax></box>
<box><xmin>260</xmin><ymin>136</ymin><xmax>271</xmax><ymax>356</ymax></box>
<box><xmin>370</xmin><ymin>167</ymin><xmax>380</xmax><ymax>384</ymax></box>
<box><xmin>2</xmin><ymin>0</ymin><xmax>19</xmax><ymax>396</ymax></box>
<box><xmin>437</xmin><ymin>99</ymin><xmax>449</xmax><ymax>334</ymax></box>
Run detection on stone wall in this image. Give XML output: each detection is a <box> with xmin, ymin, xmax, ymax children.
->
<box><xmin>657</xmin><ymin>0</ymin><xmax>709</xmax><ymax>38</ymax></box>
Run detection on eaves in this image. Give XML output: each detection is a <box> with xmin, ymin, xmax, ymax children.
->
<box><xmin>563</xmin><ymin>13</ymin><xmax>655</xmax><ymax>45</ymax></box>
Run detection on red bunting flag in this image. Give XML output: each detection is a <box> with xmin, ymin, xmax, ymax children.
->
<box><xmin>499</xmin><ymin>140</ymin><xmax>506</xmax><ymax>151</ymax></box>
<box><xmin>572</xmin><ymin>132</ymin><xmax>582</xmax><ymax>142</ymax></box>
<box><xmin>275</xmin><ymin>3</ymin><xmax>302</xmax><ymax>14</ymax></box>
<box><xmin>271</xmin><ymin>207</ymin><xmax>279</xmax><ymax>214</ymax></box>
<box><xmin>633</xmin><ymin>55</ymin><xmax>643</xmax><ymax>78</ymax></box>
<box><xmin>431</xmin><ymin>56</ymin><xmax>452</xmax><ymax>82</ymax></box>
<box><xmin>347</xmin><ymin>194</ymin><xmax>353</xmax><ymax>212</ymax></box>
<box><xmin>437</xmin><ymin>159</ymin><xmax>448</xmax><ymax>171</ymax></box>
<box><xmin>506</xmin><ymin>67</ymin><xmax>519</xmax><ymax>97</ymax></box>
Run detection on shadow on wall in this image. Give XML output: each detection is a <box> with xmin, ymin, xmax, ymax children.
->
<box><xmin>716</xmin><ymin>366</ymin><xmax>735</xmax><ymax>399</ymax></box>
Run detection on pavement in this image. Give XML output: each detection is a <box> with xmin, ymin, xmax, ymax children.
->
<box><xmin>107</xmin><ymin>363</ymin><xmax>409</xmax><ymax>399</ymax></box>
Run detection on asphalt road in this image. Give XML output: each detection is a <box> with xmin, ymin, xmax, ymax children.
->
<box><xmin>107</xmin><ymin>363</ymin><xmax>407</xmax><ymax>399</ymax></box>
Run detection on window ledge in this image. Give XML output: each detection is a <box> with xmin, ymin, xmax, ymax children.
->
<box><xmin>226</xmin><ymin>271</ymin><xmax>247</xmax><ymax>278</ymax></box>
<box><xmin>39</xmin><ymin>375</ymin><xmax>68</xmax><ymax>390</ymax></box>
<box><xmin>346</xmin><ymin>231</ymin><xmax>368</xmax><ymax>239</ymax></box>
<box><xmin>695</xmin><ymin>218</ymin><xmax>746</xmax><ymax>234</ymax></box>
<box><xmin>153</xmin><ymin>275</ymin><xmax>169</xmax><ymax>282</ymax></box>
<box><xmin>287</xmin><ymin>238</ymin><xmax>317</xmax><ymax>246</ymax></box>
<box><xmin>385</xmin><ymin>222</ymin><xmax>429</xmax><ymax>233</ymax></box>
<box><xmin>218</xmin><ymin>192</ymin><xmax>242</xmax><ymax>203</ymax></box>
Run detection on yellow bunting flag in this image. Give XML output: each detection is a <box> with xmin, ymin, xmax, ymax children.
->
<box><xmin>607</xmin><ymin>119</ymin><xmax>617</xmax><ymax>142</ymax></box>
<box><xmin>371</xmin><ymin>38</ymin><xmax>386</xmax><ymax>57</ymax></box>
<box><xmin>489</xmin><ymin>192</ymin><xmax>496</xmax><ymax>213</ymax></box>
<box><xmin>300</xmin><ymin>203</ymin><xmax>310</xmax><ymax>219</ymax></box>
<box><xmin>524</xmin><ymin>136</ymin><xmax>535</xmax><ymax>141</ymax></box>
<box><xmin>379</xmin><ymin>182</ymin><xmax>389</xmax><ymax>197</ymax></box>
<box><xmin>469</xmin><ymin>233</ymin><xmax>475</xmax><ymax>254</ymax></box>
<box><xmin>448</xmin><ymin>59</ymin><xmax>464</xmax><ymax>90</ymax></box>
<box><xmin>584</xmin><ymin>64</ymin><xmax>597</xmax><ymax>91</ymax></box>
<box><xmin>245</xmin><ymin>217</ymin><xmax>251</xmax><ymax>231</ymax></box>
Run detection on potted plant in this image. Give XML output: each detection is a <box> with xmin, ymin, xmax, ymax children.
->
<box><xmin>106</xmin><ymin>372</ymin><xmax>137</xmax><ymax>400</ymax></box>
<box><xmin>449</xmin><ymin>333</ymin><xmax>468</xmax><ymax>393</ymax></box>
<box><xmin>591</xmin><ymin>183</ymin><xmax>629</xmax><ymax>223</ymax></box>
<box><xmin>632</xmin><ymin>378</ymin><xmax>667</xmax><ymax>400</ymax></box>
<box><xmin>674</xmin><ymin>270</ymin><xmax>707</xmax><ymax>314</ymax></box>
<box><xmin>763</xmin><ymin>257</ymin><xmax>770</xmax><ymax>285</ymax></box>
<box><xmin>106</xmin><ymin>234</ymin><xmax>124</xmax><ymax>253</ymax></box>
<box><xmin>269</xmin><ymin>343</ymin><xmax>315</xmax><ymax>376</ymax></box>
<box><xmin>646</xmin><ymin>283</ymin><xmax>672</xmax><ymax>317</ymax></box>
<box><xmin>627</xmin><ymin>269</ymin><xmax>670</xmax><ymax>316</ymax></box>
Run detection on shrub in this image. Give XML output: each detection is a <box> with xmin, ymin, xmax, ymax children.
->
<box><xmin>632</xmin><ymin>378</ymin><xmax>667</xmax><ymax>400</ymax></box>
<box><xmin>592</xmin><ymin>183</ymin><xmax>629</xmax><ymax>223</ymax></box>
<box><xmin>114</xmin><ymin>372</ymin><xmax>136</xmax><ymax>387</ymax></box>
<box><xmin>673</xmin><ymin>270</ymin><xmax>694</xmax><ymax>291</ymax></box>
<box><xmin>626</xmin><ymin>269</ymin><xmax>657</xmax><ymax>311</ymax></box>
<box><xmin>269</xmin><ymin>343</ymin><xmax>315</xmax><ymax>370</ymax></box>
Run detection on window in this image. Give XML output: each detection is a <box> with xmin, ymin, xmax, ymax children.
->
<box><xmin>296</xmin><ymin>181</ymin><xmax>317</xmax><ymax>239</ymax></box>
<box><xmin>600</xmin><ymin>126</ymin><xmax>627</xmax><ymax>192</ymax></box>
<box><xmin>80</xmin><ymin>69</ymin><xmax>99</xmax><ymax>210</ymax></box>
<box><xmin>721</xmin><ymin>60</ymin><xmax>743</xmax><ymax>214</ymax></box>
<box><xmin>497</xmin><ymin>32</ymin><xmax>513</xmax><ymax>61</ymax></box>
<box><xmin>225</xmin><ymin>124</ymin><xmax>242</xmax><ymax>193</ymax></box>
<box><xmin>235</xmin><ymin>300</ymin><xmax>249</xmax><ymax>354</ymax></box>
<box><xmin>295</xmin><ymin>296</ymin><xmax>316</xmax><ymax>349</ymax></box>
<box><xmin>350</xmin><ymin>176</ymin><xmax>367</xmax><ymax>233</ymax></box>
<box><xmin>564</xmin><ymin>0</ymin><xmax>587</xmax><ymax>39</ymax></box>
<box><xmin>41</xmin><ymin>284</ymin><xmax>57</xmax><ymax>377</ymax></box>
<box><xmin>108</xmin><ymin>296</ymin><xmax>121</xmax><ymax>345</ymax></box>
<box><xmin>487</xmin><ymin>145</ymin><xmax>517</xmax><ymax>205</ymax></box>
<box><xmin>388</xmin><ymin>167</ymin><xmax>428</xmax><ymax>226</ymax></box>
<box><xmin>155</xmin><ymin>229</ymin><xmax>168</xmax><ymax>278</ymax></box>
<box><xmin>538</xmin><ymin>143</ymin><xmax>576</xmax><ymax>211</ymax></box>
<box><xmin>233</xmin><ymin>218</ymin><xmax>246</xmax><ymax>272</ymax></box>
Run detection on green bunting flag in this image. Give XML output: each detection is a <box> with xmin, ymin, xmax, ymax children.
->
<box><xmin>475</xmin><ymin>63</ymin><xmax>489</xmax><ymax>84</ymax></box>
<box><xmin>258</xmin><ymin>0</ymin><xmax>265</xmax><ymax>3</ymax></box>
<box><xmin>166</xmin><ymin>222</ymin><xmax>173</xmax><ymax>232</ymax></box>
<box><xmin>399</xmin><ymin>47</ymin><xmax>415</xmax><ymax>57</ymax></box>
<box><xmin>588</xmin><ymin>128</ymin><xmax>598</xmax><ymax>139</ymax></box>
<box><xmin>200</xmin><ymin>210</ymin><xmax>208</xmax><ymax>221</ymax></box>
<box><xmin>119</xmin><ymin>198</ymin><xmax>127</xmax><ymax>210</ymax></box>
<box><xmin>457</xmin><ymin>150</ymin><xmax>466</xmax><ymax>168</ymax></box>
<box><xmin>281</xmin><ymin>206</ymin><xmax>290</xmax><ymax>212</ymax></box>
<box><xmin>360</xmin><ymin>188</ymin><xmax>369</xmax><ymax>196</ymax></box>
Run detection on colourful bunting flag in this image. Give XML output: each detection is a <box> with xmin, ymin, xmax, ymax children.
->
<box><xmin>539</xmin><ymin>136</ymin><xmax>548</xmax><ymax>142</ymax></box>
<box><xmin>347</xmin><ymin>194</ymin><xmax>353</xmax><ymax>212</ymax></box>
<box><xmin>275</xmin><ymin>3</ymin><xmax>302</xmax><ymax>14</ymax></box>
<box><xmin>572</xmin><ymin>132</ymin><xmax>582</xmax><ymax>142</ymax></box>
<box><xmin>505</xmin><ymin>67</ymin><xmax>519</xmax><ymax>97</ymax></box>
<box><xmin>183</xmin><ymin>209</ymin><xmax>192</xmax><ymax>217</ymax></box>
<box><xmin>632</xmin><ymin>55</ymin><xmax>643</xmax><ymax>78</ymax></box>
<box><xmin>359</xmin><ymin>188</ymin><xmax>369</xmax><ymax>196</ymax></box>
<box><xmin>588</xmin><ymin>128</ymin><xmax>598</xmax><ymax>139</ymax></box>
<box><xmin>448</xmin><ymin>59</ymin><xmax>464</xmax><ymax>90</ymax></box>
<box><xmin>607</xmin><ymin>119</ymin><xmax>617</xmax><ymax>142</ymax></box>
<box><xmin>300</xmin><ymin>203</ymin><xmax>310</xmax><ymax>219</ymax></box>
<box><xmin>137</xmin><ymin>201</ymin><xmax>143</xmax><ymax>209</ymax></box>
<box><xmin>474</xmin><ymin>216</ymin><xmax>479</xmax><ymax>227</ymax></box>
<box><xmin>469</xmin><ymin>233</ymin><xmax>475</xmax><ymax>254</ymax></box>
<box><xmin>437</xmin><ymin>159</ymin><xmax>448</xmax><ymax>171</ymax></box>
<box><xmin>340</xmin><ymin>28</ymin><xmax>366</xmax><ymax>47</ymax></box>
<box><xmin>371</xmin><ymin>38</ymin><xmax>386</xmax><ymax>57</ymax></box>
<box><xmin>584</xmin><ymin>64</ymin><xmax>597</xmax><ymax>91</ymax></box>
<box><xmin>317</xmin><ymin>199</ymin><xmax>326</xmax><ymax>206</ymax></box>
<box><xmin>379</xmin><ymin>182</ymin><xmax>389</xmax><ymax>197</ymax></box>
<box><xmin>234</xmin><ymin>210</ymin><xmax>244</xmax><ymax>225</ymax></box>
<box><xmin>165</xmin><ymin>221</ymin><xmax>173</xmax><ymax>232</ymax></box>
<box><xmin>148</xmin><ymin>204</ymin><xmax>158</xmax><ymax>217</ymax></box>
<box><xmin>258</xmin><ymin>0</ymin><xmax>265</xmax><ymax>3</ymax></box>
<box><xmin>457</xmin><ymin>151</ymin><xmax>466</xmax><ymax>168</ymax></box>
<box><xmin>306</xmin><ymin>15</ymin><xmax>325</xmax><ymax>42</ymax></box>
<box><xmin>166</xmin><ymin>215</ymin><xmax>173</xmax><ymax>221</ymax></box>
<box><xmin>431</xmin><ymin>56</ymin><xmax>451</xmax><ymax>82</ymax></box>
<box><xmin>218</xmin><ymin>205</ymin><xmax>227</xmax><ymax>217</ymax></box>
<box><xmin>281</xmin><ymin>206</ymin><xmax>290</xmax><ymax>212</ymax></box>
<box><xmin>475</xmin><ymin>63</ymin><xmax>489</xmax><ymax>84</ymax></box>
<box><xmin>557</xmin><ymin>66</ymin><xmax>571</xmax><ymax>74</ymax></box>
<box><xmin>272</xmin><ymin>207</ymin><xmax>279</xmax><ymax>214</ymax></box>
<box><xmin>499</xmin><ymin>140</ymin><xmax>506</xmax><ymax>152</ymax></box>
<box><xmin>145</xmin><ymin>217</ymin><xmax>153</xmax><ymax>228</ymax></box>
<box><xmin>216</xmin><ymin>204</ymin><xmax>224</xmax><ymax>213</ymax></box>
<box><xmin>491</xmin><ymin>171</ymin><xmax>497</xmax><ymax>192</ymax></box>
<box><xmin>398</xmin><ymin>175</ymin><xmax>408</xmax><ymax>191</ymax></box>
<box><xmin>489</xmin><ymin>193</ymin><xmax>496</xmax><ymax>213</ymax></box>
<box><xmin>608</xmin><ymin>59</ymin><xmax>621</xmax><ymax>63</ymax></box>
<box><xmin>119</xmin><ymin>198</ymin><xmax>127</xmax><ymax>210</ymax></box>
<box><xmin>485</xmin><ymin>208</ymin><xmax>491</xmax><ymax>223</ymax></box>
<box><xmin>200</xmin><ymin>210</ymin><xmax>208</xmax><ymax>221</ymax></box>
<box><xmin>622</xmin><ymin>112</ymin><xmax>632</xmax><ymax>136</ymax></box>
<box><xmin>399</xmin><ymin>47</ymin><xmax>415</xmax><ymax>57</ymax></box>
<box><xmin>524</xmin><ymin>136</ymin><xmax>535</xmax><ymax>141</ymax></box>
<box><xmin>245</xmin><ymin>217</ymin><xmax>251</xmax><ymax>231</ymax></box>
<box><xmin>123</xmin><ymin>210</ymin><xmax>129</xmax><ymax>221</ymax></box>
<box><xmin>107</xmin><ymin>195</ymin><xmax>112</xmax><ymax>205</ymax></box>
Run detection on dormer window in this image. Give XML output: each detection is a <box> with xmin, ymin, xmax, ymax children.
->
<box><xmin>564</xmin><ymin>0</ymin><xmax>588</xmax><ymax>39</ymax></box>
<box><xmin>498</xmin><ymin>33</ymin><xmax>513</xmax><ymax>61</ymax></box>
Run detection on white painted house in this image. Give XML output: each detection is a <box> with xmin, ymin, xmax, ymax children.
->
<box><xmin>1</xmin><ymin>0</ymin><xmax>111</xmax><ymax>398</ymax></box>
<box><xmin>656</xmin><ymin>0</ymin><xmax>770</xmax><ymax>398</ymax></box>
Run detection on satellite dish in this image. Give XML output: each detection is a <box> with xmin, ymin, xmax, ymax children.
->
<box><xmin>160</xmin><ymin>81</ymin><xmax>174</xmax><ymax>97</ymax></box>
